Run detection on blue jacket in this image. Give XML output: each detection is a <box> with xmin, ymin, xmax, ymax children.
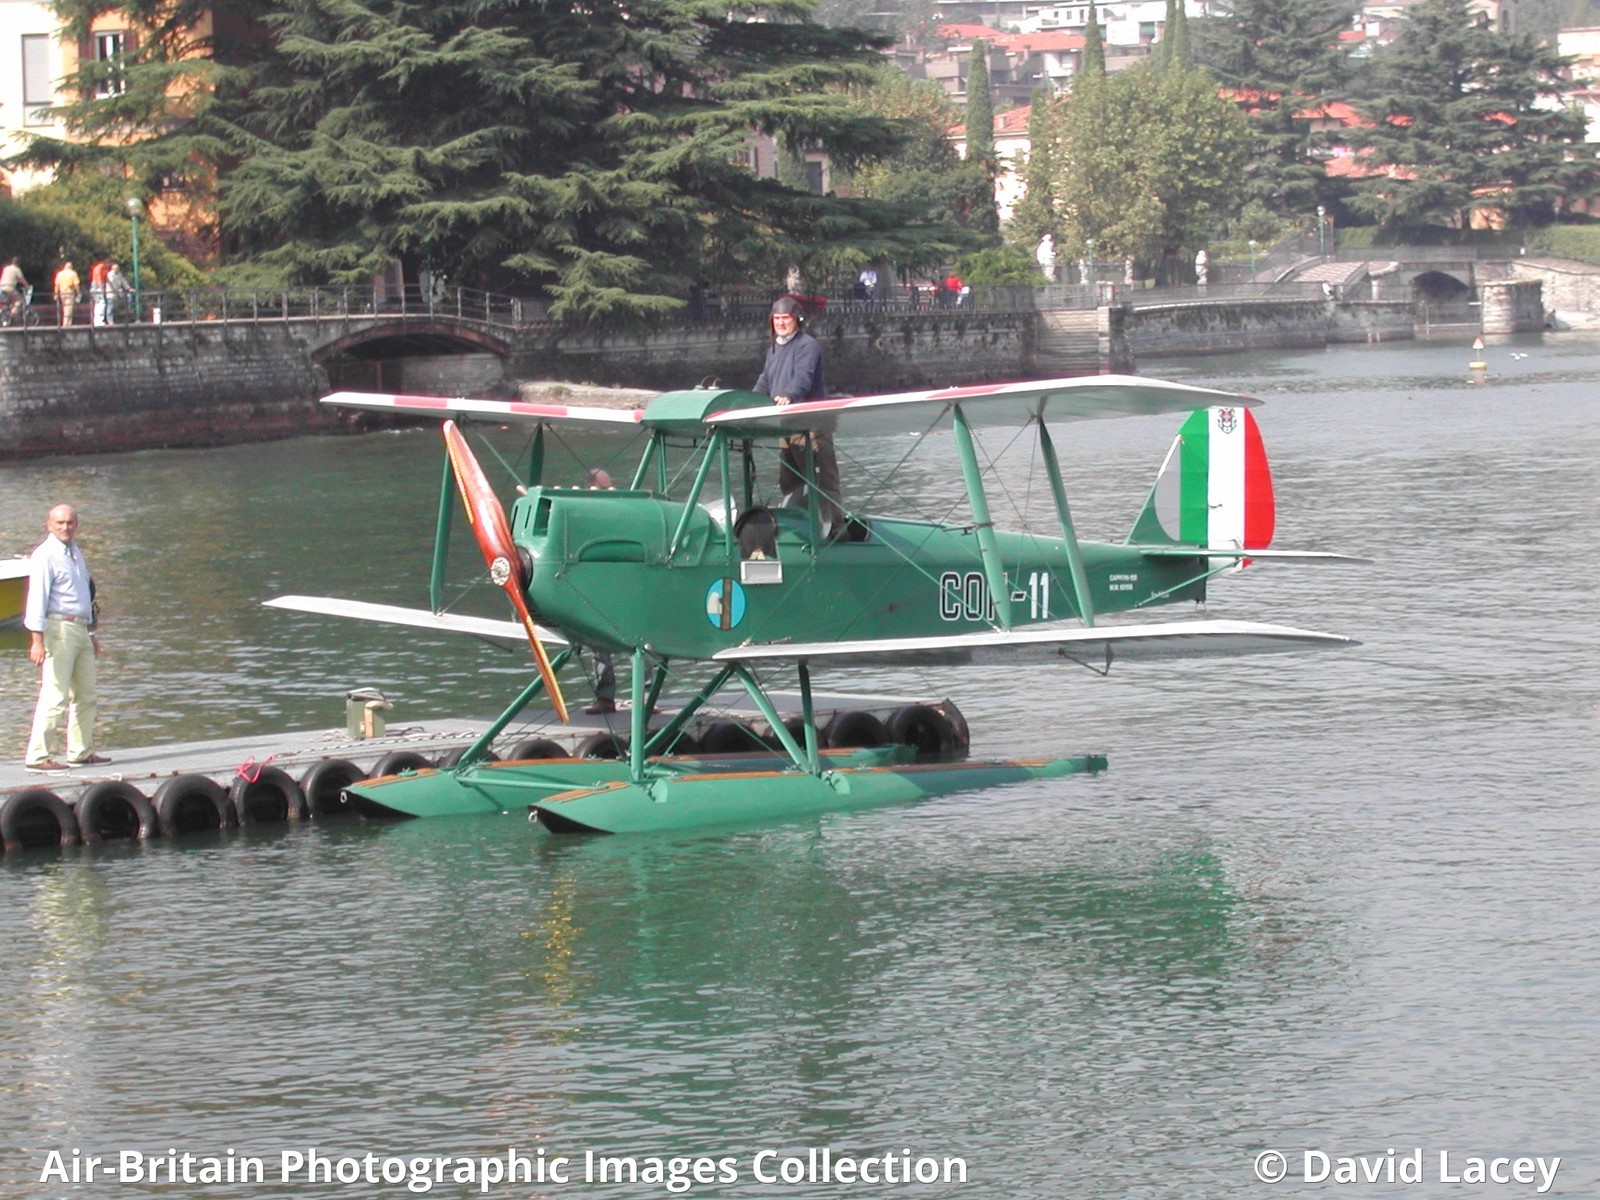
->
<box><xmin>754</xmin><ymin>331</ymin><xmax>825</xmax><ymax>401</ymax></box>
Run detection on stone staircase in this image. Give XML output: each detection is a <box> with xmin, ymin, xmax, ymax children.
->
<box><xmin>1033</xmin><ymin>308</ymin><xmax>1103</xmax><ymax>374</ymax></box>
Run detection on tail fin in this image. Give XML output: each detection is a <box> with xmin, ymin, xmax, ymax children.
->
<box><xmin>1126</xmin><ymin>406</ymin><xmax>1275</xmax><ymax>569</ymax></box>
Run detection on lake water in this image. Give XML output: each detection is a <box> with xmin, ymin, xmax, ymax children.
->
<box><xmin>1</xmin><ymin>336</ymin><xmax>1596</xmax><ymax>1198</ymax></box>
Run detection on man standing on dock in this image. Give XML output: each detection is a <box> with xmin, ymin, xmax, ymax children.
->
<box><xmin>23</xmin><ymin>504</ymin><xmax>108</xmax><ymax>770</ymax></box>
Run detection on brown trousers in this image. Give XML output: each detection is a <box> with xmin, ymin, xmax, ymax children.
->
<box><xmin>778</xmin><ymin>430</ymin><xmax>843</xmax><ymax>529</ymax></box>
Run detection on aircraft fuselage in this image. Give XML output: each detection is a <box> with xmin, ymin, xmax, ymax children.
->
<box><xmin>514</xmin><ymin>488</ymin><xmax>1208</xmax><ymax>660</ymax></box>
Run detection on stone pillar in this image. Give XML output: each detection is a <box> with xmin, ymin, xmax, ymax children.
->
<box><xmin>1479</xmin><ymin>279</ymin><xmax>1543</xmax><ymax>334</ymax></box>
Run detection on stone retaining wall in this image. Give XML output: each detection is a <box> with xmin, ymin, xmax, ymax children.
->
<box><xmin>0</xmin><ymin>323</ymin><xmax>331</xmax><ymax>459</ymax></box>
<box><xmin>518</xmin><ymin>312</ymin><xmax>1034</xmax><ymax>394</ymax></box>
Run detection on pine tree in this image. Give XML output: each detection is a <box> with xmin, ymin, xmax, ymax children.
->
<box><xmin>1193</xmin><ymin>0</ymin><xmax>1354</xmax><ymax>218</ymax></box>
<box><xmin>40</xmin><ymin>0</ymin><xmax>944</xmax><ymax>318</ymax></box>
<box><xmin>1344</xmin><ymin>0</ymin><xmax>1596</xmax><ymax>230</ymax></box>
<box><xmin>964</xmin><ymin>40</ymin><xmax>999</xmax><ymax>237</ymax></box>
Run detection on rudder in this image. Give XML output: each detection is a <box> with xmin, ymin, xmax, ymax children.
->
<box><xmin>1126</xmin><ymin>406</ymin><xmax>1275</xmax><ymax>568</ymax></box>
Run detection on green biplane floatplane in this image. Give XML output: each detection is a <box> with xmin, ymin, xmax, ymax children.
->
<box><xmin>266</xmin><ymin>375</ymin><xmax>1360</xmax><ymax>834</ymax></box>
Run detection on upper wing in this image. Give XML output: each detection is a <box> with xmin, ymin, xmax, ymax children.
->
<box><xmin>322</xmin><ymin>391</ymin><xmax>646</xmax><ymax>430</ymax></box>
<box><xmin>704</xmin><ymin>374</ymin><xmax>1259</xmax><ymax>437</ymax></box>
<box><xmin>262</xmin><ymin>595</ymin><xmax>568</xmax><ymax>645</ymax></box>
<box><xmin>712</xmin><ymin>618</ymin><xmax>1355</xmax><ymax>668</ymax></box>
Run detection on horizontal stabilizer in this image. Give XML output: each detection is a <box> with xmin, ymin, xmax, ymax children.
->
<box><xmin>706</xmin><ymin>374</ymin><xmax>1259</xmax><ymax>437</ymax></box>
<box><xmin>1137</xmin><ymin>547</ymin><xmax>1371</xmax><ymax>564</ymax></box>
<box><xmin>321</xmin><ymin>391</ymin><xmax>645</xmax><ymax>430</ymax></box>
<box><xmin>262</xmin><ymin>595</ymin><xmax>567</xmax><ymax>645</ymax></box>
<box><xmin>713</xmin><ymin>618</ymin><xmax>1356</xmax><ymax>669</ymax></box>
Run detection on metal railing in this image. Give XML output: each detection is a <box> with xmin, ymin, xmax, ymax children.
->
<box><xmin>4</xmin><ymin>284</ymin><xmax>559</xmax><ymax>332</ymax></box>
<box><xmin>0</xmin><ymin>263</ymin><xmax>1498</xmax><ymax>335</ymax></box>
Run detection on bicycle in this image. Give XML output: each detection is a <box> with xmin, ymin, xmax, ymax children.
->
<box><xmin>1</xmin><ymin>285</ymin><xmax>39</xmax><ymax>328</ymax></box>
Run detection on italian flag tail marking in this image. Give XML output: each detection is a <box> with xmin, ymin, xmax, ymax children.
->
<box><xmin>1128</xmin><ymin>407</ymin><xmax>1275</xmax><ymax>567</ymax></box>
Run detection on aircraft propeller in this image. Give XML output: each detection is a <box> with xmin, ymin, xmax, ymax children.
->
<box><xmin>442</xmin><ymin>420</ymin><xmax>570</xmax><ymax>723</ymax></box>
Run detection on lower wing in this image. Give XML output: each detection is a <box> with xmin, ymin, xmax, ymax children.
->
<box><xmin>262</xmin><ymin>595</ymin><xmax>567</xmax><ymax>645</ymax></box>
<box><xmin>713</xmin><ymin>618</ymin><xmax>1356</xmax><ymax>669</ymax></box>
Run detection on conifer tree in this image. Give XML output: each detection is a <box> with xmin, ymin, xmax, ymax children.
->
<box><xmin>1161</xmin><ymin>0</ymin><xmax>1193</xmax><ymax>74</ymax></box>
<box><xmin>965</xmin><ymin>40</ymin><xmax>1000</xmax><ymax>237</ymax></box>
<box><xmin>1344</xmin><ymin>0</ymin><xmax>1595</xmax><ymax>230</ymax></box>
<box><xmin>35</xmin><ymin>0</ymin><xmax>947</xmax><ymax>318</ymax></box>
<box><xmin>1193</xmin><ymin>0</ymin><xmax>1354</xmax><ymax>217</ymax></box>
<box><xmin>1081</xmin><ymin>2</ymin><xmax>1106</xmax><ymax>81</ymax></box>
<box><xmin>17</xmin><ymin>0</ymin><xmax>274</xmax><ymax>251</ymax></box>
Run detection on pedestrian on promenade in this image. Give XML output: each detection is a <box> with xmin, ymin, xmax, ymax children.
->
<box><xmin>1</xmin><ymin>257</ymin><xmax>28</xmax><ymax>323</ymax></box>
<box><xmin>54</xmin><ymin>261</ymin><xmax>80</xmax><ymax>326</ymax></box>
<box><xmin>105</xmin><ymin>262</ymin><xmax>131</xmax><ymax>324</ymax></box>
<box><xmin>89</xmin><ymin>259</ymin><xmax>111</xmax><ymax>326</ymax></box>
<box><xmin>24</xmin><ymin>503</ymin><xmax>109</xmax><ymax>770</ymax></box>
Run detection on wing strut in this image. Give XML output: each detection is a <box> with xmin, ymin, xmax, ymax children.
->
<box><xmin>1037</xmin><ymin>422</ymin><xmax>1096</xmax><ymax>628</ymax></box>
<box><xmin>951</xmin><ymin>404</ymin><xmax>1013</xmax><ymax>629</ymax></box>
<box><xmin>430</xmin><ymin>452</ymin><xmax>454</xmax><ymax>614</ymax></box>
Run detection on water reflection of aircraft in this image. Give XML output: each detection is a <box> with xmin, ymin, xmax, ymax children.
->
<box><xmin>266</xmin><ymin>377</ymin><xmax>1360</xmax><ymax>833</ymax></box>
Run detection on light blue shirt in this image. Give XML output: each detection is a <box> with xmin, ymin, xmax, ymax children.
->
<box><xmin>25</xmin><ymin>534</ymin><xmax>92</xmax><ymax>631</ymax></box>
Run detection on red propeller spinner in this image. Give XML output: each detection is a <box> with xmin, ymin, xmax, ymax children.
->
<box><xmin>442</xmin><ymin>420</ymin><xmax>569</xmax><ymax>724</ymax></box>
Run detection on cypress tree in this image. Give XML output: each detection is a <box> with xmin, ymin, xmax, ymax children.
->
<box><xmin>965</xmin><ymin>40</ymin><xmax>999</xmax><ymax>236</ymax></box>
<box><xmin>1164</xmin><ymin>0</ymin><xmax>1193</xmax><ymax>72</ymax></box>
<box><xmin>1081</xmin><ymin>2</ymin><xmax>1106</xmax><ymax>81</ymax></box>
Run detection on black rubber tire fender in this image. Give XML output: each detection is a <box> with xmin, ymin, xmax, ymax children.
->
<box><xmin>75</xmin><ymin>781</ymin><xmax>159</xmax><ymax>843</ymax></box>
<box><xmin>505</xmin><ymin>737</ymin><xmax>567</xmax><ymax>762</ymax></box>
<box><xmin>886</xmin><ymin>704</ymin><xmax>963</xmax><ymax>760</ymax></box>
<box><xmin>2</xmin><ymin>788</ymin><xmax>79</xmax><ymax>851</ymax></box>
<box><xmin>653</xmin><ymin>730</ymin><xmax>700</xmax><ymax>758</ymax></box>
<box><xmin>822</xmin><ymin>709</ymin><xmax>890</xmax><ymax>749</ymax></box>
<box><xmin>698</xmin><ymin>720</ymin><xmax>764</xmax><ymax>755</ymax></box>
<box><xmin>229</xmin><ymin>765</ymin><xmax>307</xmax><ymax>825</ymax></box>
<box><xmin>575</xmin><ymin>731</ymin><xmax>627</xmax><ymax>760</ymax></box>
<box><xmin>370</xmin><ymin>750</ymin><xmax>434</xmax><ymax>778</ymax></box>
<box><xmin>153</xmin><ymin>775</ymin><xmax>234</xmax><ymax>837</ymax></box>
<box><xmin>299</xmin><ymin>758</ymin><xmax>367</xmax><ymax>818</ymax></box>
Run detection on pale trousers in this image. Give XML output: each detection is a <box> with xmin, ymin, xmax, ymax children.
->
<box><xmin>26</xmin><ymin>617</ymin><xmax>97</xmax><ymax>764</ymax></box>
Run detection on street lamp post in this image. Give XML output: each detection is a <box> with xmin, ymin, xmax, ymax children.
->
<box><xmin>1249</xmin><ymin>239</ymin><xmax>1258</xmax><ymax>284</ymax></box>
<box><xmin>1085</xmin><ymin>238</ymin><xmax>1095</xmax><ymax>289</ymax></box>
<box><xmin>125</xmin><ymin>197</ymin><xmax>143</xmax><ymax>321</ymax></box>
<box><xmin>1316</xmin><ymin>205</ymin><xmax>1326</xmax><ymax>259</ymax></box>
